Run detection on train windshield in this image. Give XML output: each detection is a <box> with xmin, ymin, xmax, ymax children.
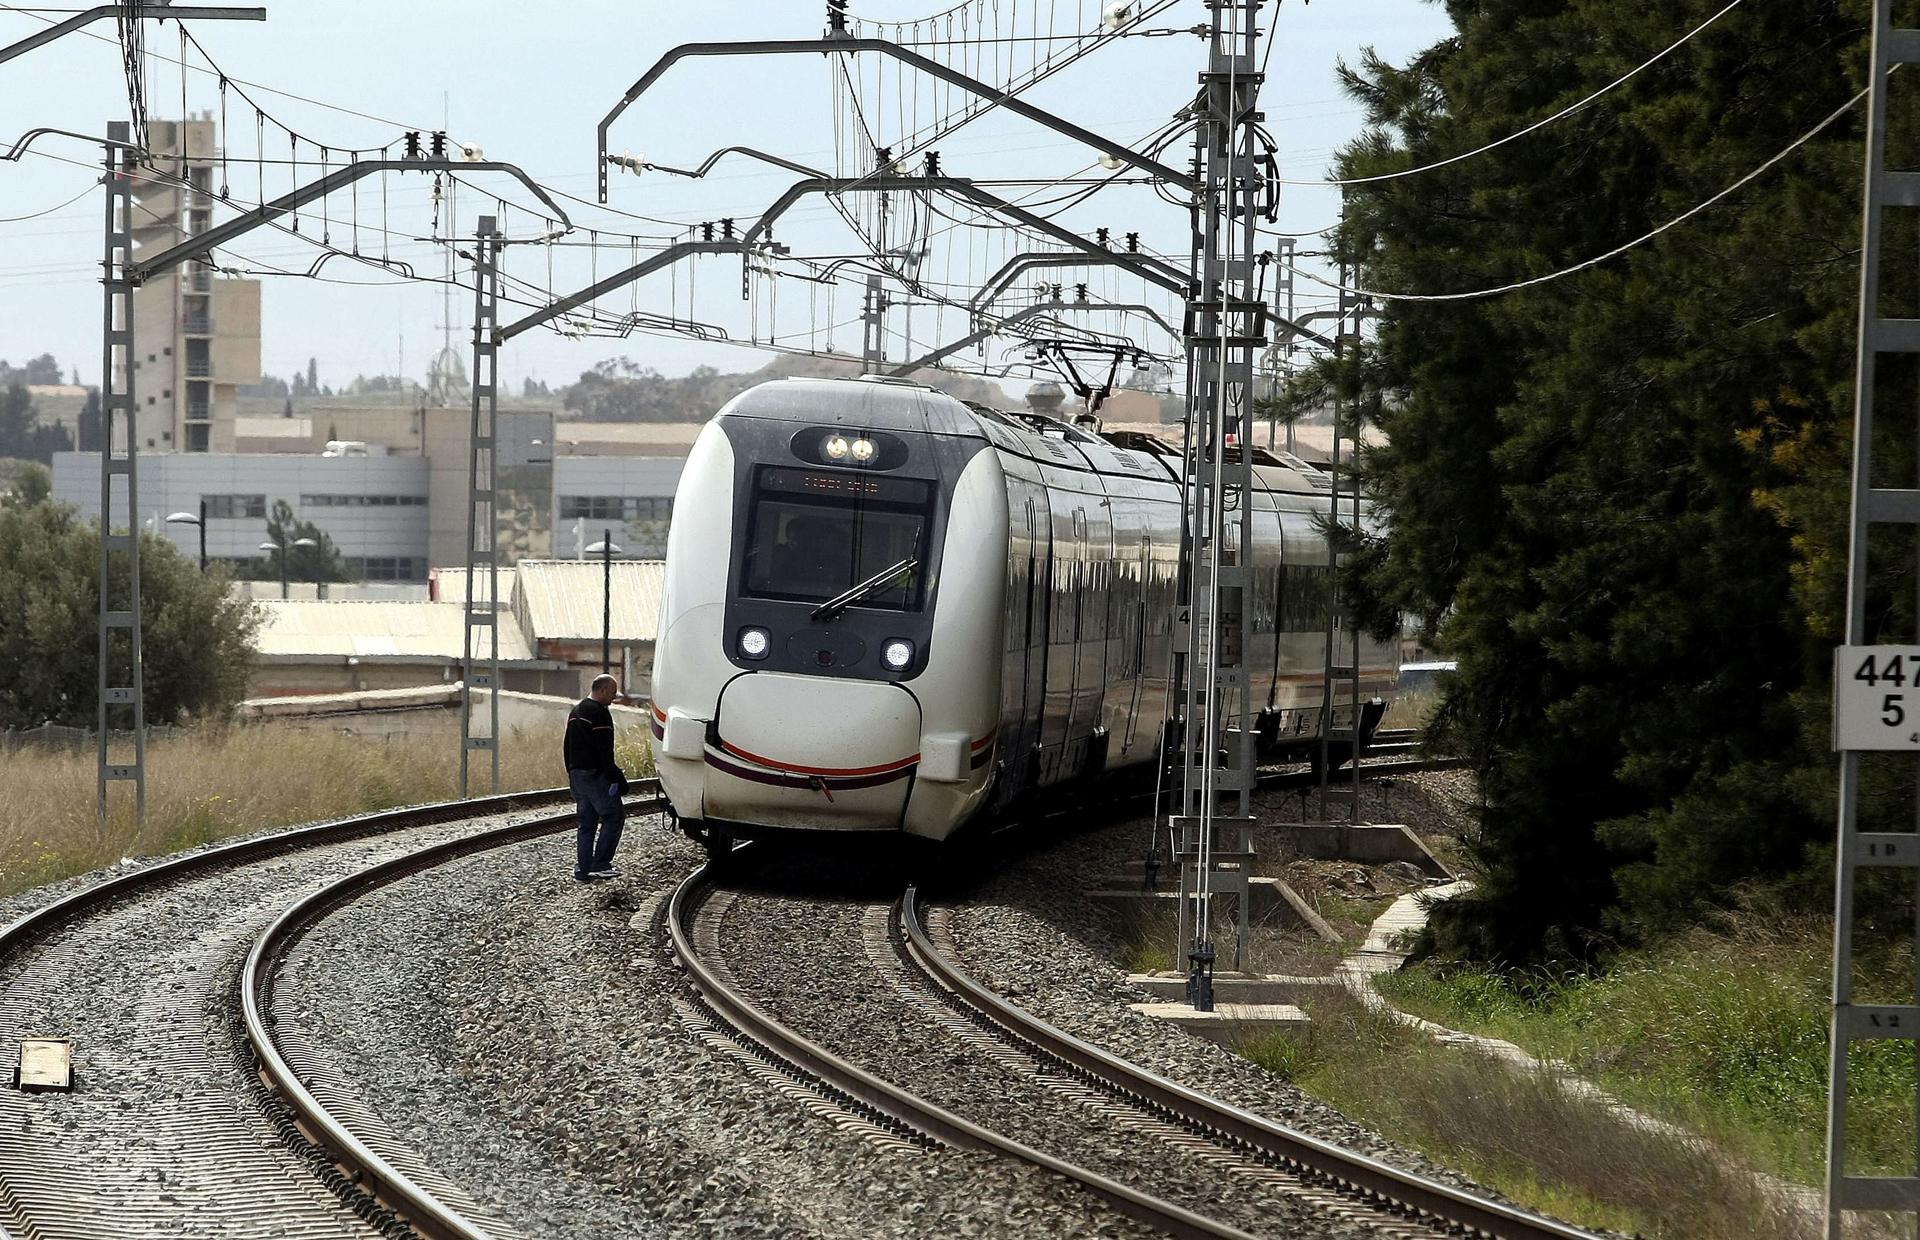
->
<box><xmin>742</xmin><ymin>466</ymin><xmax>932</xmax><ymax>610</ymax></box>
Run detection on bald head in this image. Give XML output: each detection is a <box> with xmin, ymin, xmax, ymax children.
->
<box><xmin>590</xmin><ymin>674</ymin><xmax>619</xmax><ymax>704</ymax></box>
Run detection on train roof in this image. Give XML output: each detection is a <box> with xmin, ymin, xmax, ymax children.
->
<box><xmin>717</xmin><ymin>376</ymin><xmax>986</xmax><ymax>438</ymax></box>
<box><xmin>713</xmin><ymin>378</ymin><xmax>1334</xmax><ymax>498</ymax></box>
<box><xmin>963</xmin><ymin>400</ymin><xmax>1332</xmax><ymax>497</ymax></box>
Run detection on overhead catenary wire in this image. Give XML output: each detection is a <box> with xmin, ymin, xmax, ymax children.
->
<box><xmin>0</xmin><ymin>3</ymin><xmax>441</xmax><ymax>134</ymax></box>
<box><xmin>0</xmin><ymin>180</ymin><xmax>96</xmax><ymax>221</ymax></box>
<box><xmin>1275</xmin><ymin>0</ymin><xmax>1747</xmax><ymax>187</ymax></box>
<box><xmin>1295</xmin><ymin>79</ymin><xmax>1871</xmax><ymax>303</ymax></box>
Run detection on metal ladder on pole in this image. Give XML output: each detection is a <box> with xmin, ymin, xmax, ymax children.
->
<box><xmin>1827</xmin><ymin>3</ymin><xmax>1920</xmax><ymax>1231</ymax></box>
<box><xmin>1172</xmin><ymin>0</ymin><xmax>1265</xmax><ymax>1009</ymax></box>
<box><xmin>1263</xmin><ymin>237</ymin><xmax>1296</xmax><ymax>451</ymax></box>
<box><xmin>460</xmin><ymin>215</ymin><xmax>501</xmax><ymax>797</ymax></box>
<box><xmin>97</xmin><ymin>121</ymin><xmax>145</xmax><ymax>827</ymax></box>
<box><xmin>1316</xmin><ymin>274</ymin><xmax>1364</xmax><ymax>824</ymax></box>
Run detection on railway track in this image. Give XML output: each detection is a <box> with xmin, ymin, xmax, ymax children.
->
<box><xmin>0</xmin><ymin>744</ymin><xmax>1473</xmax><ymax>1239</ymax></box>
<box><xmin>0</xmin><ymin>785</ymin><xmax>616</xmax><ymax>1240</ymax></box>
<box><xmin>898</xmin><ymin>890</ymin><xmax>1594</xmax><ymax>1240</ymax></box>
<box><xmin>667</xmin><ymin>854</ymin><xmax>1596</xmax><ymax>1240</ymax></box>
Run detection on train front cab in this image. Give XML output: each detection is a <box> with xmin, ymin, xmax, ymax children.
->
<box><xmin>649</xmin><ymin>379</ymin><xmax>1004</xmax><ymax>844</ymax></box>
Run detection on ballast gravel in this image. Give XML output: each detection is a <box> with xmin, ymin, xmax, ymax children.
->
<box><xmin>936</xmin><ymin>780</ymin><xmax>1494</xmax><ymax>1195</ymax></box>
<box><xmin>278</xmin><ymin>816</ymin><xmax>1170</xmax><ymax>1239</ymax></box>
<box><xmin>0</xmin><ymin>803</ymin><xmax>570</xmax><ymax>1238</ymax></box>
<box><xmin>713</xmin><ymin>865</ymin><xmax>1386</xmax><ymax>1239</ymax></box>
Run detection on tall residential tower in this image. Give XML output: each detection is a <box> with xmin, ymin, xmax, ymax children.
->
<box><xmin>130</xmin><ymin>113</ymin><xmax>262</xmax><ymax>453</ymax></box>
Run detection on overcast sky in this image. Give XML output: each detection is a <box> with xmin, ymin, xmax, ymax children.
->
<box><xmin>0</xmin><ymin>1</ymin><xmax>1454</xmax><ymax>395</ymax></box>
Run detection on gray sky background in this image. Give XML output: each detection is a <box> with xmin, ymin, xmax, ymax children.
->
<box><xmin>0</xmin><ymin>1</ymin><xmax>1454</xmax><ymax>394</ymax></box>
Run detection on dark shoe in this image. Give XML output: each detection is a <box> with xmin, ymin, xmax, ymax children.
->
<box><xmin>588</xmin><ymin>867</ymin><xmax>620</xmax><ymax>879</ymax></box>
<box><xmin>573</xmin><ymin>872</ymin><xmax>592</xmax><ymax>883</ymax></box>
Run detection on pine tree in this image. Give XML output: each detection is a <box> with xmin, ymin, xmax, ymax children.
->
<box><xmin>1327</xmin><ymin>1</ymin><xmax>1876</xmax><ymax>960</ymax></box>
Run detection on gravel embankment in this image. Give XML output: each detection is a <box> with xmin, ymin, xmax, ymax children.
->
<box><xmin>279</xmin><ymin>819</ymin><xmax>1165</xmax><ymax>1239</ymax></box>
<box><xmin>0</xmin><ymin>804</ymin><xmax>570</xmax><ymax>1238</ymax></box>
<box><xmin>713</xmin><ymin>853</ymin><xmax>1396</xmax><ymax>1239</ymax></box>
<box><xmin>935</xmin><ymin>774</ymin><xmax>1492</xmax><ymax>1195</ymax></box>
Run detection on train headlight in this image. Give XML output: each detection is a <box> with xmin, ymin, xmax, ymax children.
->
<box><xmin>881</xmin><ymin>638</ymin><xmax>914</xmax><ymax>671</ymax></box>
<box><xmin>850</xmin><ymin>437</ymin><xmax>877</xmax><ymax>463</ymax></box>
<box><xmin>738</xmin><ymin>627</ymin><xmax>771</xmax><ymax>660</ymax></box>
<box><xmin>823</xmin><ymin>434</ymin><xmax>851</xmax><ymax>461</ymax></box>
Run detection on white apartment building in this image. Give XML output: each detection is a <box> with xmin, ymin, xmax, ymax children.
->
<box><xmin>131</xmin><ymin>114</ymin><xmax>262</xmax><ymax>453</ymax></box>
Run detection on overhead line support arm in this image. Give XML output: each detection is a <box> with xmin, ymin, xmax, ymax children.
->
<box><xmin>971</xmin><ymin>250</ymin><xmax>1333</xmax><ymax>349</ymax></box>
<box><xmin>892</xmin><ymin>300</ymin><xmax>1179</xmax><ymax>376</ymax></box>
<box><xmin>496</xmin><ymin>240</ymin><xmax>747</xmax><ymax>342</ymax></box>
<box><xmin>742</xmin><ymin>175</ymin><xmax>1187</xmax><ymax>293</ymax></box>
<box><xmin>0</xmin><ymin>6</ymin><xmax>264</xmax><ymax>67</ymax></box>
<box><xmin>129</xmin><ymin>159</ymin><xmax>571</xmax><ymax>283</ymax></box>
<box><xmin>597</xmin><ymin>38</ymin><xmax>1199</xmax><ymax>203</ymax></box>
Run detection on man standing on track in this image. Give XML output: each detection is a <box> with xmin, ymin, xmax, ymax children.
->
<box><xmin>564</xmin><ymin>674</ymin><xmax>627</xmax><ymax>882</ymax></box>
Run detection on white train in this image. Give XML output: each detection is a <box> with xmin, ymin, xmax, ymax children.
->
<box><xmin>647</xmin><ymin>376</ymin><xmax>1398</xmax><ymax>849</ymax></box>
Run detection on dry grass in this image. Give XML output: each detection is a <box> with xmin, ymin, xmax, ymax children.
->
<box><xmin>1261</xmin><ymin>986</ymin><xmax>1830</xmax><ymax>1240</ymax></box>
<box><xmin>0</xmin><ymin>717</ymin><xmax>656</xmax><ymax>901</ymax></box>
<box><xmin>1378</xmin><ymin>681</ymin><xmax>1441</xmax><ymax>731</ymax></box>
<box><xmin>1113</xmin><ymin>899</ymin><xmax>1345</xmax><ymax>977</ymax></box>
<box><xmin>1379</xmin><ymin>910</ymin><xmax>1919</xmax><ymax>1189</ymax></box>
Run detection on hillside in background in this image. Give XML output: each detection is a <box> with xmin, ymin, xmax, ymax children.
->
<box><xmin>558</xmin><ymin>352</ymin><xmax>1013</xmax><ymax>422</ymax></box>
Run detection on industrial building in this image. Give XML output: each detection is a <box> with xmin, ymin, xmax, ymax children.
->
<box><xmin>551</xmin><ymin>456</ymin><xmax>683</xmax><ymax>559</ymax></box>
<box><xmin>246</xmin><ymin>560</ymin><xmax>664</xmax><ymax>699</ymax></box>
<box><xmin>54</xmin><ymin>434</ymin><xmax>685</xmax><ymax>582</ymax></box>
<box><xmin>51</xmin><ymin>451</ymin><xmax>431</xmax><ymax>580</ymax></box>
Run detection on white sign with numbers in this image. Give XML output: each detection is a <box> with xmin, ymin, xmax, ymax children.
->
<box><xmin>1836</xmin><ymin>646</ymin><xmax>1920</xmax><ymax>750</ymax></box>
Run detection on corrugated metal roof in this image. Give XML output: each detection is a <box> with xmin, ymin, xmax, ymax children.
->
<box><xmin>253</xmin><ymin>600</ymin><xmax>540</xmax><ymax>663</ymax></box>
<box><xmin>513</xmin><ymin>559</ymin><xmax>663</xmax><ymax>644</ymax></box>
<box><xmin>428</xmin><ymin>566</ymin><xmax>517</xmax><ymax>608</ymax></box>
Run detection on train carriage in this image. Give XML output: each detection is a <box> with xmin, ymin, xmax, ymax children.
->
<box><xmin>647</xmin><ymin>375</ymin><xmax>1396</xmax><ymax>847</ymax></box>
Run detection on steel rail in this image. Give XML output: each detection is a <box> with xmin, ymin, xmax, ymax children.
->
<box><xmin>897</xmin><ymin>889</ymin><xmax>1598</xmax><ymax>1240</ymax></box>
<box><xmin>668</xmin><ymin>860</ymin><xmax>1262</xmax><ymax>1240</ymax></box>
<box><xmin>241</xmin><ymin>781</ymin><xmax>668</xmax><ymax>1240</ymax></box>
<box><xmin>0</xmin><ymin>786</ymin><xmax>573</xmax><ymax>966</ymax></box>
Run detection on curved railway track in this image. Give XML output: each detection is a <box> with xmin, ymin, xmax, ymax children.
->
<box><xmin>0</xmin><ymin>785</ymin><xmax>621</xmax><ymax>1240</ymax></box>
<box><xmin>666</xmin><ymin>852</ymin><xmax>1596</xmax><ymax>1240</ymax></box>
<box><xmin>0</xmin><ymin>741</ymin><xmax>1476</xmax><ymax>1239</ymax></box>
<box><xmin>898</xmin><ymin>889</ymin><xmax>1594</xmax><ymax>1240</ymax></box>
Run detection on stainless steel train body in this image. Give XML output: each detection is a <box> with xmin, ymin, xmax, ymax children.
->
<box><xmin>647</xmin><ymin>376</ymin><xmax>1397</xmax><ymax>842</ymax></box>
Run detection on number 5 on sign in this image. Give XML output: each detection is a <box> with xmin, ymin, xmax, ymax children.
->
<box><xmin>1835</xmin><ymin>646</ymin><xmax>1920</xmax><ymax>750</ymax></box>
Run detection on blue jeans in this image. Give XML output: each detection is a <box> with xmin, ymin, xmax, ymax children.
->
<box><xmin>569</xmin><ymin>769</ymin><xmax>625</xmax><ymax>877</ymax></box>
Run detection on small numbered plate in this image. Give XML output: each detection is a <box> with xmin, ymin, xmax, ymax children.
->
<box><xmin>1835</xmin><ymin>646</ymin><xmax>1920</xmax><ymax>750</ymax></box>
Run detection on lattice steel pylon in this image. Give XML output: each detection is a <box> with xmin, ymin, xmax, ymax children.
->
<box><xmin>1828</xmin><ymin>3</ymin><xmax>1920</xmax><ymax>1231</ymax></box>
<box><xmin>1172</xmin><ymin>0</ymin><xmax>1266</xmax><ymax>1012</ymax></box>
<box><xmin>1262</xmin><ymin>237</ymin><xmax>1296</xmax><ymax>451</ymax></box>
<box><xmin>1317</xmin><ymin>273</ymin><xmax>1365</xmax><ymax>824</ymax></box>
<box><xmin>460</xmin><ymin>215</ymin><xmax>502</xmax><ymax>797</ymax></box>
<box><xmin>96</xmin><ymin>121</ymin><xmax>145</xmax><ymax>825</ymax></box>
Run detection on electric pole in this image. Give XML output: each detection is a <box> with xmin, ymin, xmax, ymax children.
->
<box><xmin>461</xmin><ymin>215</ymin><xmax>503</xmax><ymax>797</ymax></box>
<box><xmin>1172</xmin><ymin>0</ymin><xmax>1267</xmax><ymax>1011</ymax></box>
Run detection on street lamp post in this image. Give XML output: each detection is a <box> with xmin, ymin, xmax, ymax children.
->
<box><xmin>259</xmin><ymin>534</ymin><xmax>318</xmax><ymax>599</ymax></box>
<box><xmin>586</xmin><ymin>530</ymin><xmax>620</xmax><ymax>675</ymax></box>
<box><xmin>165</xmin><ymin>499</ymin><xmax>206</xmax><ymax>570</ymax></box>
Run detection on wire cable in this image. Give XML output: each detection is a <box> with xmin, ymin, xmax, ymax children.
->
<box><xmin>1298</xmin><ymin>81</ymin><xmax>1868</xmax><ymax>303</ymax></box>
<box><xmin>0</xmin><ymin>180</ymin><xmax>96</xmax><ymax>222</ymax></box>
<box><xmin>1278</xmin><ymin>0</ymin><xmax>1747</xmax><ymax>187</ymax></box>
